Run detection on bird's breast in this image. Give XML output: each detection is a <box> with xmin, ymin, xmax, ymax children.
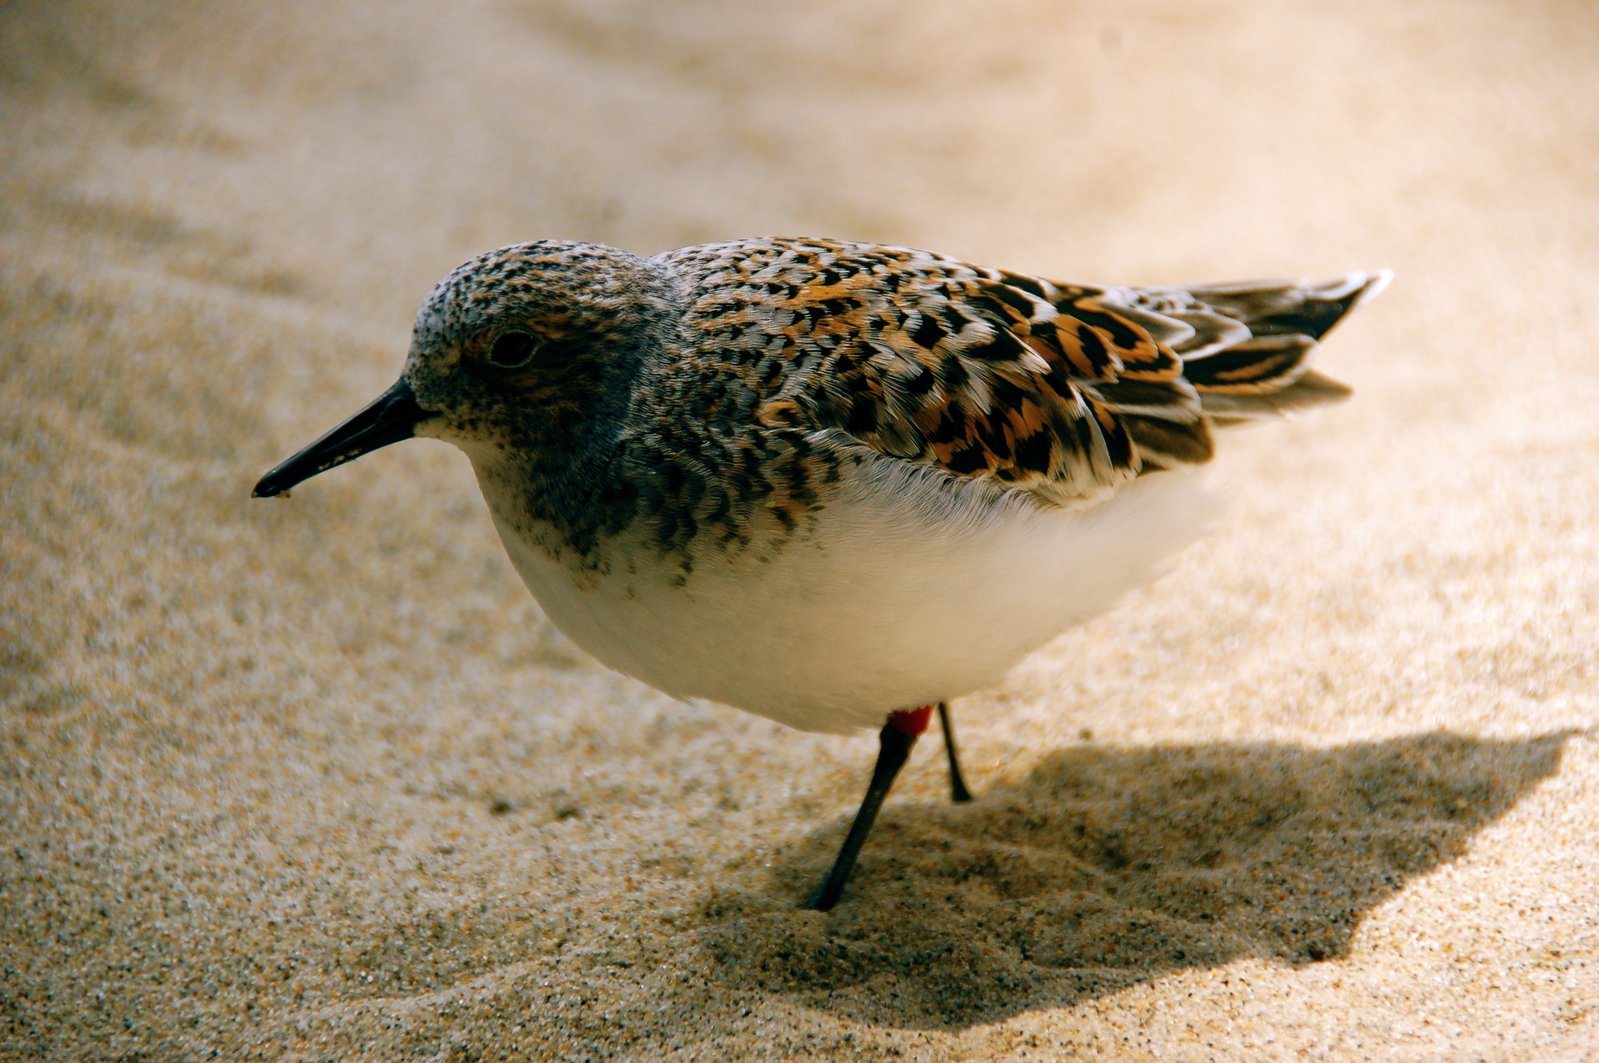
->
<box><xmin>476</xmin><ymin>453</ymin><xmax>1217</xmax><ymax>733</ymax></box>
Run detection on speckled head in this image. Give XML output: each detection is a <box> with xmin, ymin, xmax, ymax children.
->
<box><xmin>252</xmin><ymin>240</ymin><xmax>676</xmax><ymax>498</ymax></box>
<box><xmin>408</xmin><ymin>240</ymin><xmax>676</xmax><ymax>455</ymax></box>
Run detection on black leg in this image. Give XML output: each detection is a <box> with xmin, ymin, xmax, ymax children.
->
<box><xmin>801</xmin><ymin>720</ymin><xmax>919</xmax><ymax>911</ymax></box>
<box><xmin>937</xmin><ymin>701</ymin><xmax>974</xmax><ymax>803</ymax></box>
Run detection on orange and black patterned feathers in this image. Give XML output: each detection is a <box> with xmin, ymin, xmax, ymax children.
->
<box><xmin>664</xmin><ymin>238</ymin><xmax>1386</xmax><ymax>509</ymax></box>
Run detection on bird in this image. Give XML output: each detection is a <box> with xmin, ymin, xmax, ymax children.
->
<box><xmin>254</xmin><ymin>236</ymin><xmax>1390</xmax><ymax>910</ymax></box>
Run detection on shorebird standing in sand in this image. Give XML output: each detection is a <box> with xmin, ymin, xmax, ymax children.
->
<box><xmin>255</xmin><ymin>237</ymin><xmax>1389</xmax><ymax>909</ymax></box>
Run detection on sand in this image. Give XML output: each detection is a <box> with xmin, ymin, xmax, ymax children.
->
<box><xmin>3</xmin><ymin>1</ymin><xmax>1597</xmax><ymax>1058</ymax></box>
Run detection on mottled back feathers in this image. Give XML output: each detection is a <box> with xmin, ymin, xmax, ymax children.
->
<box><xmin>661</xmin><ymin>238</ymin><xmax>1388</xmax><ymax>509</ymax></box>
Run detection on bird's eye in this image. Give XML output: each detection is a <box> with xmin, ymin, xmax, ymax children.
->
<box><xmin>485</xmin><ymin>331</ymin><xmax>539</xmax><ymax>369</ymax></box>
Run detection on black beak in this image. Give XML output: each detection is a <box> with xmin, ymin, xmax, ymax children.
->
<box><xmin>253</xmin><ymin>377</ymin><xmax>429</xmax><ymax>498</ymax></box>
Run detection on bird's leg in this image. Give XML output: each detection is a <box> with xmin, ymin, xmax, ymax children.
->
<box><xmin>936</xmin><ymin>701</ymin><xmax>974</xmax><ymax>803</ymax></box>
<box><xmin>801</xmin><ymin>705</ymin><xmax>931</xmax><ymax>911</ymax></box>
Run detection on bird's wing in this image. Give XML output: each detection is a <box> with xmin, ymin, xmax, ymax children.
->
<box><xmin>667</xmin><ymin>238</ymin><xmax>1380</xmax><ymax>509</ymax></box>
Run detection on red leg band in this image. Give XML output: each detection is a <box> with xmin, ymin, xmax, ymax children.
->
<box><xmin>886</xmin><ymin>705</ymin><xmax>934</xmax><ymax>736</ymax></box>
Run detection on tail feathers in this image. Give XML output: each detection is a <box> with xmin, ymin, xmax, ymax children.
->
<box><xmin>1197</xmin><ymin>368</ymin><xmax>1351</xmax><ymax>426</ymax></box>
<box><xmin>1152</xmin><ymin>269</ymin><xmax>1390</xmax><ymax>423</ymax></box>
<box><xmin>1184</xmin><ymin>269</ymin><xmax>1392</xmax><ymax>343</ymax></box>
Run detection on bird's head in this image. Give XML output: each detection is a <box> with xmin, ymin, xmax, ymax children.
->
<box><xmin>252</xmin><ymin>241</ymin><xmax>673</xmax><ymax>498</ymax></box>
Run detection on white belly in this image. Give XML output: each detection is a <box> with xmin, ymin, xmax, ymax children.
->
<box><xmin>479</xmin><ymin>459</ymin><xmax>1216</xmax><ymax>733</ymax></box>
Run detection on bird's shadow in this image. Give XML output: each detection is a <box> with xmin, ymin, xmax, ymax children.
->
<box><xmin>687</xmin><ymin>729</ymin><xmax>1574</xmax><ymax>1029</ymax></box>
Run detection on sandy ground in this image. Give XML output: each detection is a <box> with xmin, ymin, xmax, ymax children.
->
<box><xmin>4</xmin><ymin>1</ymin><xmax>1598</xmax><ymax>1058</ymax></box>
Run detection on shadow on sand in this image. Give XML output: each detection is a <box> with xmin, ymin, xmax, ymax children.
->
<box><xmin>691</xmin><ymin>729</ymin><xmax>1573</xmax><ymax>1029</ymax></box>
